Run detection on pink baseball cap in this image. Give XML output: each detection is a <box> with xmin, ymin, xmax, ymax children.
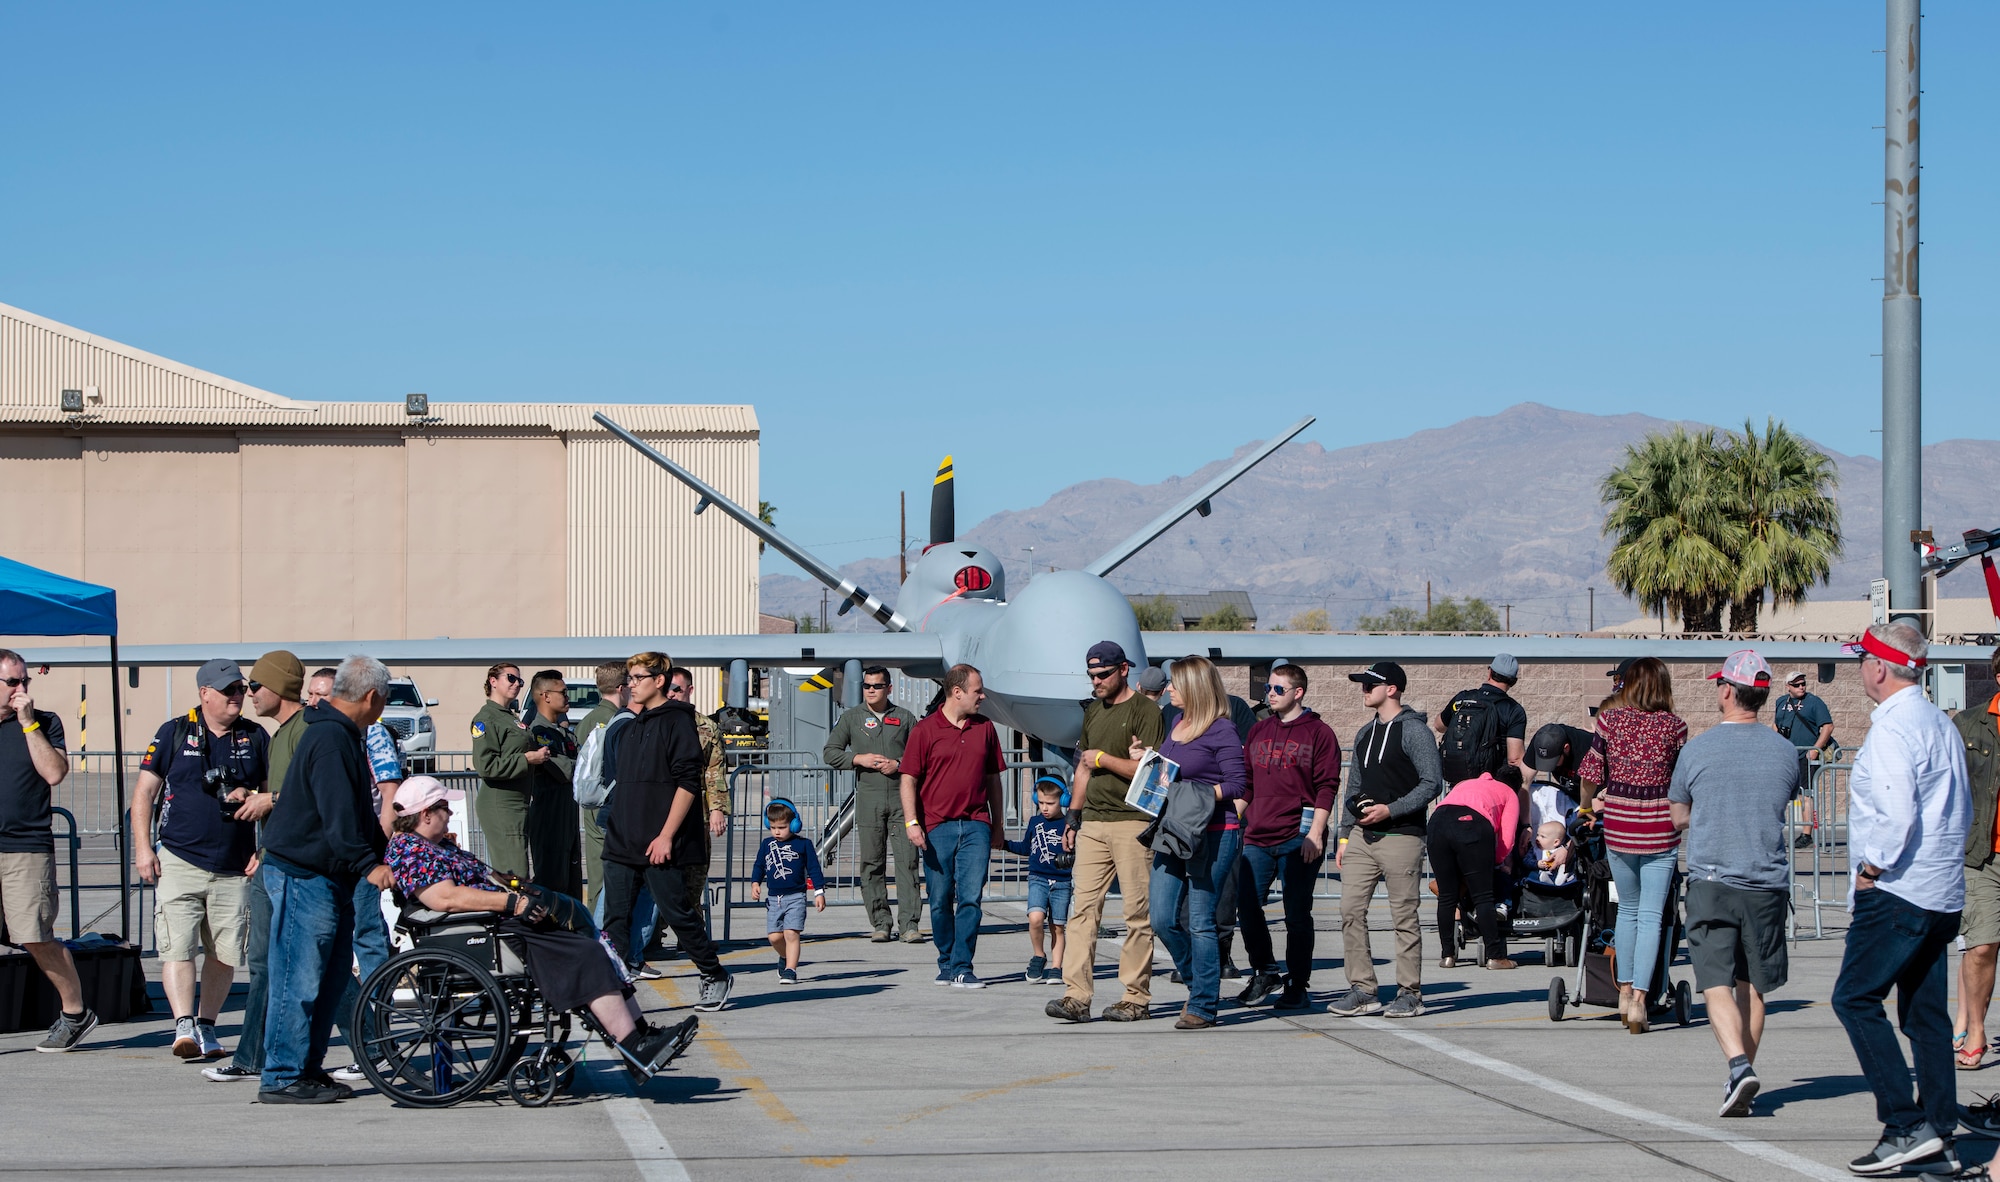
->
<box><xmin>1707</xmin><ymin>648</ymin><xmax>1772</xmax><ymax>688</ymax></box>
<box><xmin>392</xmin><ymin>775</ymin><xmax>464</xmax><ymax>816</ymax></box>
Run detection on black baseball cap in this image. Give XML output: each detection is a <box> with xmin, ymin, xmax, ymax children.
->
<box><xmin>1347</xmin><ymin>661</ymin><xmax>1406</xmax><ymax>692</ymax></box>
<box><xmin>1527</xmin><ymin>723</ymin><xmax>1572</xmax><ymax>773</ymax></box>
<box><xmin>1604</xmin><ymin>657</ymin><xmax>1637</xmax><ymax>680</ymax></box>
<box><xmin>1085</xmin><ymin>641</ymin><xmax>1130</xmax><ymax>670</ymax></box>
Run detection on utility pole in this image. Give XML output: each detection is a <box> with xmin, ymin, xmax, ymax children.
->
<box><xmin>820</xmin><ymin>588</ymin><xmax>829</xmax><ymax>633</ymax></box>
<box><xmin>1882</xmin><ymin>0</ymin><xmax>1923</xmax><ymax>627</ymax></box>
<box><xmin>1587</xmin><ymin>586</ymin><xmax>1595</xmax><ymax>633</ymax></box>
<box><xmin>899</xmin><ymin>491</ymin><xmax>907</xmax><ymax>584</ymax></box>
<box><xmin>1425</xmin><ymin>580</ymin><xmax>1432</xmax><ymax>617</ymax></box>
<box><xmin>1502</xmin><ymin>603</ymin><xmax>1512</xmax><ymax>633</ymax></box>
<box><xmin>1022</xmin><ymin>546</ymin><xmax>1035</xmax><ymax>585</ymax></box>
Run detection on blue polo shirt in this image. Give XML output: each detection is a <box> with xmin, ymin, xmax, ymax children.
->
<box><xmin>140</xmin><ymin>712</ymin><xmax>269</xmax><ymax>875</ymax></box>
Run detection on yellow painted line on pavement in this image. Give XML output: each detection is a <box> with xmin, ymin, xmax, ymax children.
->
<box><xmin>646</xmin><ymin>976</ymin><xmax>805</xmax><ymax>1130</ymax></box>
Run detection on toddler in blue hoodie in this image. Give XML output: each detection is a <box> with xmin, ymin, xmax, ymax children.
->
<box><xmin>1006</xmin><ymin>780</ymin><xmax>1072</xmax><ymax>983</ymax></box>
<box><xmin>750</xmin><ymin>799</ymin><xmax>825</xmax><ymax>985</ymax></box>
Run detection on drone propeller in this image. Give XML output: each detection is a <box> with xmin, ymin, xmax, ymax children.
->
<box><xmin>930</xmin><ymin>455</ymin><xmax>954</xmax><ymax>546</ymax></box>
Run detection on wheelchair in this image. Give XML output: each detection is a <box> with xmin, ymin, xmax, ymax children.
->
<box><xmin>352</xmin><ymin>906</ymin><xmax>697</xmax><ymax>1108</ymax></box>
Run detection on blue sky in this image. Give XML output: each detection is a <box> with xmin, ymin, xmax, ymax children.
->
<box><xmin>4</xmin><ymin>3</ymin><xmax>1995</xmax><ymax>574</ymax></box>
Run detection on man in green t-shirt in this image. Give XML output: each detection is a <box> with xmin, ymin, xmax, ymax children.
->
<box><xmin>1046</xmin><ymin>641</ymin><xmax>1165</xmax><ymax>1025</ymax></box>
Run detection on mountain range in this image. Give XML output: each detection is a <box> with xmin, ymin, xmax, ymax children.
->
<box><xmin>759</xmin><ymin>403</ymin><xmax>2000</xmax><ymax>633</ymax></box>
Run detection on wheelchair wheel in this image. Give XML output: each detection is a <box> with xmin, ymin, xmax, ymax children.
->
<box><xmin>507</xmin><ymin>1053</ymin><xmax>563</xmax><ymax>1108</ymax></box>
<box><xmin>356</xmin><ymin>948</ymin><xmax>514</xmax><ymax>1107</ymax></box>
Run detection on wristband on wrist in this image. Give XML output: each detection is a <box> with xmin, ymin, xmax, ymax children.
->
<box><xmin>1093</xmin><ymin>752</ymin><xmax>1103</xmax><ymax>768</ymax></box>
<box><xmin>905</xmin><ymin>819</ymin><xmax>920</xmax><ymax>828</ymax></box>
<box><xmin>19</xmin><ymin>720</ymin><xmax>40</xmax><ymax>733</ymax></box>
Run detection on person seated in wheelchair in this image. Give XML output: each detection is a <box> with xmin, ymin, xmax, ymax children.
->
<box><xmin>384</xmin><ymin>776</ymin><xmax>695</xmax><ymax>1074</ymax></box>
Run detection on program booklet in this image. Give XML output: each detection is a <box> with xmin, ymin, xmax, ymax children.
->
<box><xmin>1123</xmin><ymin>748</ymin><xmax>1180</xmax><ymax>816</ymax></box>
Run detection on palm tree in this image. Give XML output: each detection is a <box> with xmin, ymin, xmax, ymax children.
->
<box><xmin>1600</xmin><ymin>428</ymin><xmax>1743</xmax><ymax>633</ymax></box>
<box><xmin>1720</xmin><ymin>419</ymin><xmax>1843</xmax><ymax>634</ymax></box>
<box><xmin>757</xmin><ymin>501</ymin><xmax>776</xmax><ymax>555</ymax></box>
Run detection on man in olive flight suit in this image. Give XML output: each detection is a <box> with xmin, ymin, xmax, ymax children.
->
<box><xmin>824</xmin><ymin>666</ymin><xmax>922</xmax><ymax>943</ymax></box>
<box><xmin>472</xmin><ymin>663</ymin><xmax>542</xmax><ymax>879</ymax></box>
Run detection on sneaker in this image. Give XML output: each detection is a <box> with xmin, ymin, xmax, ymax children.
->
<box><xmin>1794</xmin><ymin>830</ymin><xmax>1815</xmax><ymax>849</ymax></box>
<box><xmin>36</xmin><ymin>1008</ymin><xmax>97</xmax><ymax>1053</ymax></box>
<box><xmin>329</xmin><ymin>1063</ymin><xmax>369</xmax><ymax>1083</ymax></box>
<box><xmin>630</xmin><ymin>1016</ymin><xmax>700</xmax><ymax>1073</ymax></box>
<box><xmin>1025</xmin><ymin>956</ymin><xmax>1047</xmax><ymax>983</ymax></box>
<box><xmin>901</xmin><ymin>929</ymin><xmax>926</xmax><ymax>944</ymax></box>
<box><xmin>202</xmin><ymin>1063</ymin><xmax>257</xmax><ymax>1082</ymax></box>
<box><xmin>1719</xmin><ymin>1067</ymin><xmax>1760</xmax><ymax>1118</ymax></box>
<box><xmin>777</xmin><ymin>967</ymin><xmax>799</xmax><ymax>986</ymax></box>
<box><xmin>1102</xmin><ymin>1000</ymin><xmax>1152</xmax><ymax>1022</ymax></box>
<box><xmin>171</xmin><ymin>1016</ymin><xmax>201</xmax><ymax>1059</ymax></box>
<box><xmin>871</xmin><ymin>929</ymin><xmax>894</xmax><ymax>943</ymax></box>
<box><xmin>1328</xmin><ymin>986</ymin><xmax>1382</xmax><ymax>1017</ymax></box>
<box><xmin>629</xmin><ymin>961</ymin><xmax>666</xmax><ymax>981</ymax></box>
<box><xmin>695</xmin><ymin>973</ymin><xmax>733</xmax><ymax>1012</ymax></box>
<box><xmin>195</xmin><ymin>1020</ymin><xmax>225</xmax><ymax>1059</ymax></box>
<box><xmin>1046</xmin><ymin>996</ymin><xmax>1092</xmax><ymax>1022</ymax></box>
<box><xmin>952</xmin><ymin>972</ymin><xmax>986</xmax><ymax>990</ymax></box>
<box><xmin>1848</xmin><ymin>1126</ymin><xmax>1945</xmax><ymax>1175</ymax></box>
<box><xmin>1962</xmin><ymin>1093</ymin><xmax>2000</xmax><ymax>1137</ymax></box>
<box><xmin>258</xmin><ymin>1080</ymin><xmax>345</xmax><ymax>1104</ymax></box>
<box><xmin>1382</xmin><ymin>988</ymin><xmax>1425</xmax><ymax>1019</ymax></box>
<box><xmin>934</xmin><ymin>970</ymin><xmax>954</xmax><ymax>986</ymax></box>
<box><xmin>303</xmin><ymin>1070</ymin><xmax>356</xmax><ymax>1100</ymax></box>
<box><xmin>1236</xmin><ymin>970</ymin><xmax>1283</xmax><ymax>1008</ymax></box>
<box><xmin>1902</xmin><ymin>1146</ymin><xmax>1965</xmax><ymax>1176</ymax></box>
<box><xmin>1273</xmin><ymin>983</ymin><xmax>1310</xmax><ymax>1010</ymax></box>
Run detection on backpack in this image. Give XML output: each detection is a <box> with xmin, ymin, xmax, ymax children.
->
<box><xmin>573</xmin><ymin>712</ymin><xmax>631</xmax><ymax>809</ymax></box>
<box><xmin>1438</xmin><ymin>690</ymin><xmax>1506</xmax><ymax>785</ymax></box>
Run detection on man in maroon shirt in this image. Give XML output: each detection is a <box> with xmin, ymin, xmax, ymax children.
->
<box><xmin>900</xmin><ymin>664</ymin><xmax>1007</xmax><ymax>989</ymax></box>
<box><xmin>1235</xmin><ymin>664</ymin><xmax>1342</xmax><ymax>1010</ymax></box>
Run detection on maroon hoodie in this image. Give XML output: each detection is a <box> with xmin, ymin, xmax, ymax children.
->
<box><xmin>1241</xmin><ymin>709</ymin><xmax>1343</xmax><ymax>848</ymax></box>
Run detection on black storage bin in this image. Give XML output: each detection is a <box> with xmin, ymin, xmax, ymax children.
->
<box><xmin>1</xmin><ymin>941</ymin><xmax>151</xmax><ymax>1033</ymax></box>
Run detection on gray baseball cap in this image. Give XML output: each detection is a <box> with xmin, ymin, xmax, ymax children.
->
<box><xmin>1136</xmin><ymin>666</ymin><xmax>1168</xmax><ymax>694</ymax></box>
<box><xmin>1491</xmin><ymin>653</ymin><xmax>1520</xmax><ymax>680</ymax></box>
<box><xmin>196</xmin><ymin>658</ymin><xmax>246</xmax><ymax>692</ymax></box>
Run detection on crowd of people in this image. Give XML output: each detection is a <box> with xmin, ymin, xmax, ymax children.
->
<box><xmin>1</xmin><ymin>625</ymin><xmax>1995</xmax><ymax>1172</ymax></box>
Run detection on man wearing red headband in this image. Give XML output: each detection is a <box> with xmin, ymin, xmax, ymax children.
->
<box><xmin>1831</xmin><ymin>622</ymin><xmax>1973</xmax><ymax>1176</ymax></box>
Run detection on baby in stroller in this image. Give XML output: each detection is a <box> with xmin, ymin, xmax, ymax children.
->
<box><xmin>1521</xmin><ymin>821</ymin><xmax>1578</xmax><ymax>888</ymax></box>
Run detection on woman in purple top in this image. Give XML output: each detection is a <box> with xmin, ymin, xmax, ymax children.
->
<box><xmin>1130</xmin><ymin>655</ymin><xmax>1248</xmax><ymax>1030</ymax></box>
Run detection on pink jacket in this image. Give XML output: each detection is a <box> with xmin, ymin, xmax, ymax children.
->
<box><xmin>1436</xmin><ymin>773</ymin><xmax>1521</xmax><ymax>866</ymax></box>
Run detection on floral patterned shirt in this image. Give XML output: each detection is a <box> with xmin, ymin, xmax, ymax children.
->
<box><xmin>386</xmin><ymin>833</ymin><xmax>500</xmax><ymax>903</ymax></box>
<box><xmin>1578</xmin><ymin>708</ymin><xmax>1688</xmax><ymax>856</ymax></box>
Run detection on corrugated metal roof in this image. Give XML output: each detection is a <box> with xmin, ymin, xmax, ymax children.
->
<box><xmin>0</xmin><ymin>300</ymin><xmax>755</xmax><ymax>435</ymax></box>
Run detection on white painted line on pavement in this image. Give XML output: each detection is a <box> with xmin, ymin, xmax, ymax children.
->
<box><xmin>589</xmin><ymin>1059</ymin><xmax>693</xmax><ymax>1182</ymax></box>
<box><xmin>1350</xmin><ymin>1017</ymin><xmax>1849</xmax><ymax>1182</ymax></box>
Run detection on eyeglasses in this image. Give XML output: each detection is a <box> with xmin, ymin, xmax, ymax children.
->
<box><xmin>631</xmin><ymin>669</ymin><xmax>664</xmax><ymax>682</ymax></box>
<box><xmin>502</xmin><ymin>673</ymin><xmax>523</xmax><ymax>685</ymax></box>
<box><xmin>538</xmin><ymin>686</ymin><xmax>567</xmax><ymax>696</ymax></box>
<box><xmin>1</xmin><ymin>676</ymin><xmax>29</xmax><ymax>688</ymax></box>
<box><xmin>667</xmin><ymin>684</ymin><xmax>691</xmax><ymax>696</ymax></box>
<box><xmin>862</xmin><ymin>682</ymin><xmax>891</xmax><ymax>691</ymax></box>
<box><xmin>1086</xmin><ymin>668</ymin><xmax>1121</xmax><ymax>681</ymax></box>
<box><xmin>214</xmin><ymin>683</ymin><xmax>247</xmax><ymax>697</ymax></box>
<box><xmin>247</xmin><ymin>681</ymin><xmax>263</xmax><ymax>693</ymax></box>
<box><xmin>1265</xmin><ymin>684</ymin><xmax>1297</xmax><ymax>697</ymax></box>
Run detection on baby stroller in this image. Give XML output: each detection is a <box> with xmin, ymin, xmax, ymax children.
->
<box><xmin>1545</xmin><ymin>826</ymin><xmax>1693</xmax><ymax>1026</ymax></box>
<box><xmin>351</xmin><ymin>889</ymin><xmax>699</xmax><ymax>1108</ymax></box>
<box><xmin>1452</xmin><ymin>817</ymin><xmax>1590</xmax><ymax>969</ymax></box>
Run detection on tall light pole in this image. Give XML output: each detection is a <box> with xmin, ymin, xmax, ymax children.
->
<box><xmin>1882</xmin><ymin>0</ymin><xmax>1923</xmax><ymax>626</ymax></box>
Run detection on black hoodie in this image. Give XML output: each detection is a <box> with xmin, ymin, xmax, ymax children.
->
<box><xmin>260</xmin><ymin>701</ymin><xmax>388</xmax><ymax>882</ymax></box>
<box><xmin>602</xmin><ymin>698</ymin><xmax>706</xmax><ymax>869</ymax></box>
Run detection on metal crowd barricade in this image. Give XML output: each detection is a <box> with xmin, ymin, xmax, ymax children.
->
<box><xmin>1789</xmin><ymin>757</ymin><xmax>1852</xmax><ymax>940</ymax></box>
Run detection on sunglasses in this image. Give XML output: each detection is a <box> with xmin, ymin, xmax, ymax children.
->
<box><xmin>502</xmin><ymin>673</ymin><xmax>523</xmax><ymax>685</ymax></box>
<box><xmin>1086</xmin><ymin>668</ymin><xmax>1121</xmax><ymax>681</ymax></box>
<box><xmin>2</xmin><ymin>676</ymin><xmax>29</xmax><ymax>688</ymax></box>
<box><xmin>667</xmin><ymin>684</ymin><xmax>691</xmax><ymax>695</ymax></box>
<box><xmin>213</xmin><ymin>682</ymin><xmax>247</xmax><ymax>696</ymax></box>
<box><xmin>862</xmin><ymin>682</ymin><xmax>891</xmax><ymax>691</ymax></box>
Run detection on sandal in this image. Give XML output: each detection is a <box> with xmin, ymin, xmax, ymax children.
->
<box><xmin>1960</xmin><ymin>1043</ymin><xmax>1987</xmax><ymax>1071</ymax></box>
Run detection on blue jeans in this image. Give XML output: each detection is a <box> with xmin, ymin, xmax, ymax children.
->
<box><xmin>334</xmin><ymin>880</ymin><xmax>392</xmax><ymax>1061</ymax></box>
<box><xmin>1151</xmin><ymin>827</ymin><xmax>1242</xmax><ymax>1021</ymax></box>
<box><xmin>1607</xmin><ymin>849</ymin><xmax>1677</xmax><ymax>994</ymax></box>
<box><xmin>592</xmin><ymin>883</ymin><xmax>659</xmax><ymax>965</ymax></box>
<box><xmin>260</xmin><ymin>863</ymin><xmax>355</xmax><ymax>1092</ymax></box>
<box><xmin>232</xmin><ymin>865</ymin><xmax>272</xmax><ymax>1071</ymax></box>
<box><xmin>921</xmin><ymin>820</ymin><xmax>991</xmax><ymax>978</ymax></box>
<box><xmin>1832</xmin><ymin>886</ymin><xmax>1960</xmax><ymax>1139</ymax></box>
<box><xmin>1235</xmin><ymin>835</ymin><xmax>1323</xmax><ymax>987</ymax></box>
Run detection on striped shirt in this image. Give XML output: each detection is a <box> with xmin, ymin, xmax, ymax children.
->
<box><xmin>1579</xmin><ymin>707</ymin><xmax>1688</xmax><ymax>856</ymax></box>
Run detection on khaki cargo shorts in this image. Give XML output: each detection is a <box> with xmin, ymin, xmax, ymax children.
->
<box><xmin>154</xmin><ymin>846</ymin><xmax>250</xmax><ymax>965</ymax></box>
<box><xmin>1964</xmin><ymin>858</ymin><xmax>2000</xmax><ymax>950</ymax></box>
<box><xmin>0</xmin><ymin>850</ymin><xmax>60</xmax><ymax>945</ymax></box>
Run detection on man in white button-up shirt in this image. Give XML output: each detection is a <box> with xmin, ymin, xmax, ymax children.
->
<box><xmin>1831</xmin><ymin>622</ymin><xmax>1972</xmax><ymax>1177</ymax></box>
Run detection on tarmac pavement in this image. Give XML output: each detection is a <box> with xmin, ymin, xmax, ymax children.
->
<box><xmin>3</xmin><ymin>895</ymin><xmax>1991</xmax><ymax>1181</ymax></box>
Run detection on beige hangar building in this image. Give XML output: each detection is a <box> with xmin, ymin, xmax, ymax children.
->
<box><xmin>0</xmin><ymin>299</ymin><xmax>760</xmax><ymax>749</ymax></box>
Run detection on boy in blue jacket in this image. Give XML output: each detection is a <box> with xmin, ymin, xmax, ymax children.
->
<box><xmin>1007</xmin><ymin>780</ymin><xmax>1071</xmax><ymax>983</ymax></box>
<box><xmin>750</xmin><ymin>798</ymin><xmax>825</xmax><ymax>985</ymax></box>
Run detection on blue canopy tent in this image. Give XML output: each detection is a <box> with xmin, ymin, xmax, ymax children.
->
<box><xmin>0</xmin><ymin>555</ymin><xmax>130</xmax><ymax>938</ymax></box>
